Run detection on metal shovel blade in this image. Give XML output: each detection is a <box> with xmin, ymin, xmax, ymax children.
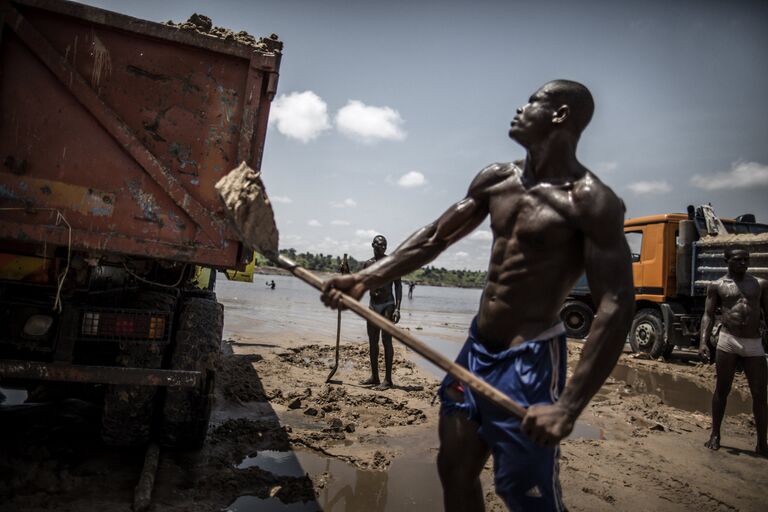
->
<box><xmin>215</xmin><ymin>161</ymin><xmax>280</xmax><ymax>258</ymax></box>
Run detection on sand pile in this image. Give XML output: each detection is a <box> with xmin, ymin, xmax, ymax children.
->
<box><xmin>698</xmin><ymin>232</ymin><xmax>768</xmax><ymax>245</ymax></box>
<box><xmin>165</xmin><ymin>14</ymin><xmax>280</xmax><ymax>51</ymax></box>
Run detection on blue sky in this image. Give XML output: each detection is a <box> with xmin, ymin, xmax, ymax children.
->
<box><xmin>80</xmin><ymin>0</ymin><xmax>768</xmax><ymax>270</ymax></box>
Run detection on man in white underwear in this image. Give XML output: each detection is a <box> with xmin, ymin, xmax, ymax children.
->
<box><xmin>699</xmin><ymin>246</ymin><xmax>768</xmax><ymax>456</ymax></box>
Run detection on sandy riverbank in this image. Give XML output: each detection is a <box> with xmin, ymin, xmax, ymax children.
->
<box><xmin>224</xmin><ymin>333</ymin><xmax>767</xmax><ymax>511</ymax></box>
<box><xmin>1</xmin><ymin>325</ymin><xmax>766</xmax><ymax>511</ymax></box>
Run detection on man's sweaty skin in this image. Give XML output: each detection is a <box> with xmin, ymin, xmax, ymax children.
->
<box><xmin>699</xmin><ymin>248</ymin><xmax>768</xmax><ymax>456</ymax></box>
<box><xmin>321</xmin><ymin>80</ymin><xmax>634</xmax><ymax>510</ymax></box>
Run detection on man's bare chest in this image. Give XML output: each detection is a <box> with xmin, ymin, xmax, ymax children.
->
<box><xmin>488</xmin><ymin>182</ymin><xmax>581</xmax><ymax>246</ymax></box>
<box><xmin>717</xmin><ymin>278</ymin><xmax>761</xmax><ymax>307</ymax></box>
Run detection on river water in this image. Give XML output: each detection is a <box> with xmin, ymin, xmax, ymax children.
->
<box><xmin>218</xmin><ymin>273</ymin><xmax>481</xmax><ymax>377</ymax></box>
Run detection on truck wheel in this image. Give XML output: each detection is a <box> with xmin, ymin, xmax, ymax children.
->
<box><xmin>101</xmin><ymin>291</ymin><xmax>175</xmax><ymax>446</ymax></box>
<box><xmin>629</xmin><ymin>309</ymin><xmax>666</xmax><ymax>358</ymax></box>
<box><xmin>160</xmin><ymin>297</ymin><xmax>223</xmax><ymax>449</ymax></box>
<box><xmin>560</xmin><ymin>301</ymin><xmax>594</xmax><ymax>339</ymax></box>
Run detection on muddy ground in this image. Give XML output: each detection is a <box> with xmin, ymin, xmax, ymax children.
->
<box><xmin>1</xmin><ymin>335</ymin><xmax>766</xmax><ymax>511</ymax></box>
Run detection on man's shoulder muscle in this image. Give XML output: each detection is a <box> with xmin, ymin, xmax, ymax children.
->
<box><xmin>468</xmin><ymin>161</ymin><xmax>521</xmax><ymax>197</ymax></box>
<box><xmin>573</xmin><ymin>172</ymin><xmax>625</xmax><ymax>237</ymax></box>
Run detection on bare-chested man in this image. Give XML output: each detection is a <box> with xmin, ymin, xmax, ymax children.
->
<box><xmin>699</xmin><ymin>247</ymin><xmax>768</xmax><ymax>456</ymax></box>
<box><xmin>321</xmin><ymin>80</ymin><xmax>634</xmax><ymax>511</ymax></box>
<box><xmin>361</xmin><ymin>235</ymin><xmax>402</xmax><ymax>390</ymax></box>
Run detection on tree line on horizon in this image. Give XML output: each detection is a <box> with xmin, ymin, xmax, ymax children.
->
<box><xmin>255</xmin><ymin>249</ymin><xmax>487</xmax><ymax>289</ymax></box>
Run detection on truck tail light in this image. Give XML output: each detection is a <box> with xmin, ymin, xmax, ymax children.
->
<box><xmin>81</xmin><ymin>311</ymin><xmax>169</xmax><ymax>341</ymax></box>
<box><xmin>82</xmin><ymin>312</ymin><xmax>100</xmax><ymax>335</ymax></box>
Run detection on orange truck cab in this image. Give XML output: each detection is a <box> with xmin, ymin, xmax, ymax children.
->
<box><xmin>561</xmin><ymin>205</ymin><xmax>768</xmax><ymax>358</ymax></box>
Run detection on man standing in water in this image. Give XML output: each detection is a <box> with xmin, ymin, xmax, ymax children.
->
<box><xmin>361</xmin><ymin>235</ymin><xmax>402</xmax><ymax>390</ymax></box>
<box><xmin>321</xmin><ymin>80</ymin><xmax>634</xmax><ymax>510</ymax></box>
<box><xmin>700</xmin><ymin>247</ymin><xmax>768</xmax><ymax>456</ymax></box>
<box><xmin>408</xmin><ymin>281</ymin><xmax>416</xmax><ymax>300</ymax></box>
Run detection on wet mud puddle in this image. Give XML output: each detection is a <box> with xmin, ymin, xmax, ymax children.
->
<box><xmin>227</xmin><ymin>448</ymin><xmax>444</xmax><ymax>512</ymax></box>
<box><xmin>609</xmin><ymin>363</ymin><xmax>752</xmax><ymax>415</ymax></box>
<box><xmin>0</xmin><ymin>387</ymin><xmax>28</xmax><ymax>406</ymax></box>
<box><xmin>227</xmin><ymin>427</ymin><xmax>604</xmax><ymax>512</ymax></box>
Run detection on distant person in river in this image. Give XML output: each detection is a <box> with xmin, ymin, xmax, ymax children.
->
<box><xmin>700</xmin><ymin>246</ymin><xmax>768</xmax><ymax>456</ymax></box>
<box><xmin>360</xmin><ymin>235</ymin><xmax>402</xmax><ymax>390</ymax></box>
<box><xmin>408</xmin><ymin>281</ymin><xmax>416</xmax><ymax>300</ymax></box>
<box><xmin>266</xmin><ymin>280</ymin><xmax>276</xmax><ymax>290</ymax></box>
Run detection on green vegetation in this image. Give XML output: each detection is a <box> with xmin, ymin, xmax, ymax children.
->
<box><xmin>257</xmin><ymin>249</ymin><xmax>487</xmax><ymax>289</ymax></box>
<box><xmin>402</xmin><ymin>267</ymin><xmax>487</xmax><ymax>289</ymax></box>
<box><xmin>256</xmin><ymin>249</ymin><xmax>366</xmax><ymax>273</ymax></box>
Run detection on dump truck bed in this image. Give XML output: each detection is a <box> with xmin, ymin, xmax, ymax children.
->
<box><xmin>0</xmin><ymin>0</ymin><xmax>281</xmax><ymax>267</ymax></box>
<box><xmin>693</xmin><ymin>233</ymin><xmax>768</xmax><ymax>295</ymax></box>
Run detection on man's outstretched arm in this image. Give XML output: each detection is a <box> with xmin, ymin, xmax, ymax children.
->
<box><xmin>522</xmin><ymin>189</ymin><xmax>634</xmax><ymax>446</ymax></box>
<box><xmin>321</xmin><ymin>167</ymin><xmax>500</xmax><ymax>308</ymax></box>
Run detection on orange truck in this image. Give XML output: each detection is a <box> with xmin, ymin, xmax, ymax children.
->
<box><xmin>0</xmin><ymin>0</ymin><xmax>281</xmax><ymax>447</ymax></box>
<box><xmin>560</xmin><ymin>205</ymin><xmax>768</xmax><ymax>358</ymax></box>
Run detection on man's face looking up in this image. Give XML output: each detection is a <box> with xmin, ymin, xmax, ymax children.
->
<box><xmin>509</xmin><ymin>87</ymin><xmax>557</xmax><ymax>146</ymax></box>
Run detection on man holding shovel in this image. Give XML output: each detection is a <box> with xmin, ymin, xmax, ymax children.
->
<box><xmin>321</xmin><ymin>80</ymin><xmax>634</xmax><ymax>511</ymax></box>
<box><xmin>361</xmin><ymin>235</ymin><xmax>402</xmax><ymax>390</ymax></box>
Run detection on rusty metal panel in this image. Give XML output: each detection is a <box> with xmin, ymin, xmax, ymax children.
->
<box><xmin>0</xmin><ymin>359</ymin><xmax>200</xmax><ymax>387</ymax></box>
<box><xmin>0</xmin><ymin>0</ymin><xmax>281</xmax><ymax>268</ymax></box>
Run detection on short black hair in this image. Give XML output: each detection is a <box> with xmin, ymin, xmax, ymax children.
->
<box><xmin>541</xmin><ymin>80</ymin><xmax>594</xmax><ymax>135</ymax></box>
<box><xmin>724</xmin><ymin>246</ymin><xmax>749</xmax><ymax>260</ymax></box>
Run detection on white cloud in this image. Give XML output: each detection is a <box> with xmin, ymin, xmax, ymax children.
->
<box><xmin>335</xmin><ymin>100</ymin><xmax>406</xmax><ymax>143</ymax></box>
<box><xmin>397</xmin><ymin>171</ymin><xmax>427</xmax><ymax>188</ymax></box>
<box><xmin>330</xmin><ymin>198</ymin><xmax>358</xmax><ymax>208</ymax></box>
<box><xmin>627</xmin><ymin>180</ymin><xmax>672</xmax><ymax>195</ymax></box>
<box><xmin>469</xmin><ymin>230</ymin><xmax>492</xmax><ymax>241</ymax></box>
<box><xmin>691</xmin><ymin>161</ymin><xmax>768</xmax><ymax>190</ymax></box>
<box><xmin>331</xmin><ymin>220</ymin><xmax>351</xmax><ymax>226</ymax></box>
<box><xmin>307</xmin><ymin>219</ymin><xmax>322</xmax><ymax>227</ymax></box>
<box><xmin>271</xmin><ymin>195</ymin><xmax>293</xmax><ymax>204</ymax></box>
<box><xmin>355</xmin><ymin>229</ymin><xmax>381</xmax><ymax>238</ymax></box>
<box><xmin>269</xmin><ymin>90</ymin><xmax>330</xmax><ymax>142</ymax></box>
<box><xmin>454</xmin><ymin>251</ymin><xmax>469</xmax><ymax>258</ymax></box>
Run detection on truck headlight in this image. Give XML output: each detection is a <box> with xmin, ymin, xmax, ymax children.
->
<box><xmin>23</xmin><ymin>315</ymin><xmax>54</xmax><ymax>337</ymax></box>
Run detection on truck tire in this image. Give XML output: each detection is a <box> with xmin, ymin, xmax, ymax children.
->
<box><xmin>101</xmin><ymin>291</ymin><xmax>175</xmax><ymax>446</ymax></box>
<box><xmin>629</xmin><ymin>309</ymin><xmax>666</xmax><ymax>359</ymax></box>
<box><xmin>560</xmin><ymin>301</ymin><xmax>594</xmax><ymax>339</ymax></box>
<box><xmin>160</xmin><ymin>297</ymin><xmax>223</xmax><ymax>449</ymax></box>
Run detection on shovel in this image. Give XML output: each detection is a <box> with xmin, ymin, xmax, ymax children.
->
<box><xmin>325</xmin><ymin>310</ymin><xmax>342</xmax><ymax>384</ymax></box>
<box><xmin>215</xmin><ymin>162</ymin><xmax>526</xmax><ymax>419</ymax></box>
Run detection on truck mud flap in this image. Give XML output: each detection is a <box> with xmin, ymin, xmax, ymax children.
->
<box><xmin>659</xmin><ymin>303</ymin><xmax>685</xmax><ymax>350</ymax></box>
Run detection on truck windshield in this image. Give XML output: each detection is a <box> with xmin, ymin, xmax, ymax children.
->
<box><xmin>625</xmin><ymin>231</ymin><xmax>643</xmax><ymax>262</ymax></box>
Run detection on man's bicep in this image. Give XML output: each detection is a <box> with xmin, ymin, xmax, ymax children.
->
<box><xmin>761</xmin><ymin>279</ymin><xmax>768</xmax><ymax>317</ymax></box>
<box><xmin>704</xmin><ymin>284</ymin><xmax>720</xmax><ymax>316</ymax></box>
<box><xmin>432</xmin><ymin>196</ymin><xmax>488</xmax><ymax>245</ymax></box>
<box><xmin>583</xmin><ymin>232</ymin><xmax>633</xmax><ymax>303</ymax></box>
<box><xmin>581</xmin><ymin>192</ymin><xmax>633</xmax><ymax>303</ymax></box>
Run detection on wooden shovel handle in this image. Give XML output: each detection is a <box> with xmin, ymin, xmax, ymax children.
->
<box><xmin>277</xmin><ymin>255</ymin><xmax>526</xmax><ymax>419</ymax></box>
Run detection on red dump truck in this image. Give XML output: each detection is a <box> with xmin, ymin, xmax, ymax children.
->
<box><xmin>0</xmin><ymin>0</ymin><xmax>282</xmax><ymax>447</ymax></box>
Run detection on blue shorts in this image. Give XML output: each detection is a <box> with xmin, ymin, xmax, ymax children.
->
<box><xmin>439</xmin><ymin>318</ymin><xmax>567</xmax><ymax>511</ymax></box>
